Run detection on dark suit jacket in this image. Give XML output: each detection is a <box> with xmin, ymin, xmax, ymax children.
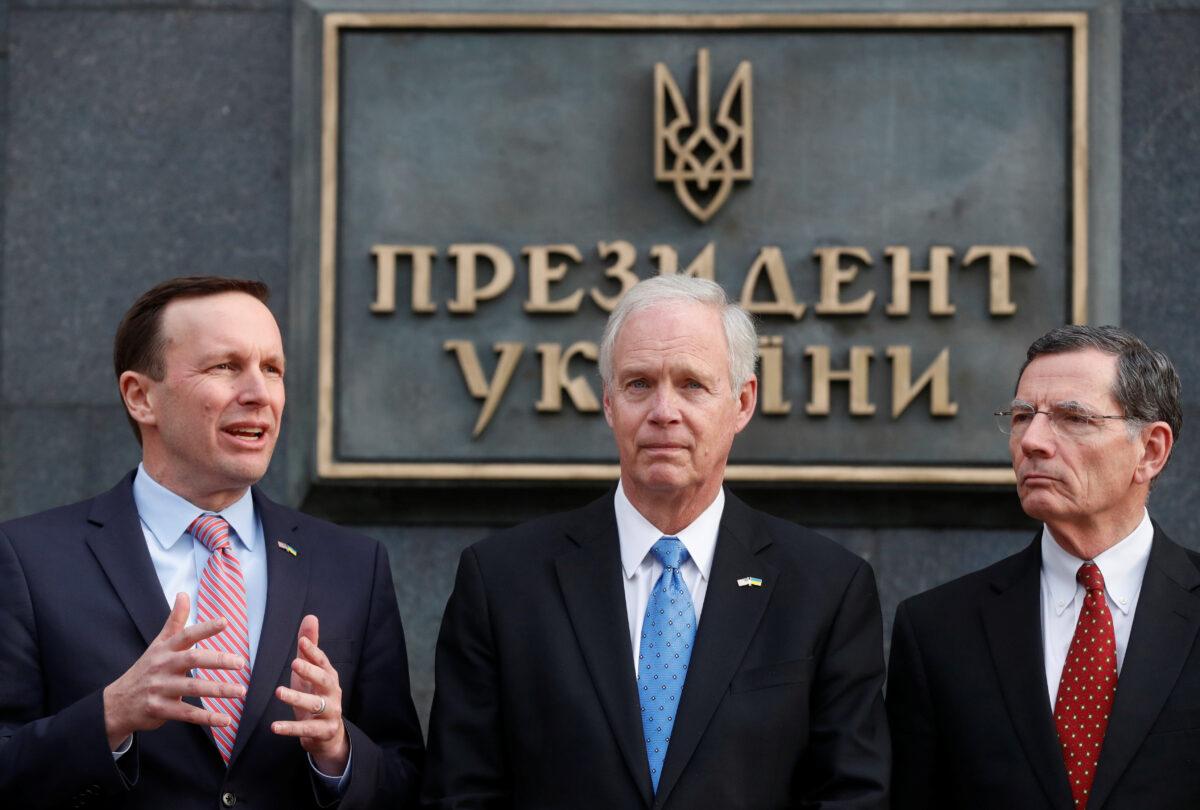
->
<box><xmin>0</xmin><ymin>472</ymin><xmax>424</xmax><ymax>809</ymax></box>
<box><xmin>422</xmin><ymin>490</ymin><xmax>889</xmax><ymax>810</ymax></box>
<box><xmin>887</xmin><ymin>525</ymin><xmax>1200</xmax><ymax>809</ymax></box>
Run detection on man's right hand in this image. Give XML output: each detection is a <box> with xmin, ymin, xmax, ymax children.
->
<box><xmin>101</xmin><ymin>592</ymin><xmax>247</xmax><ymax>750</ymax></box>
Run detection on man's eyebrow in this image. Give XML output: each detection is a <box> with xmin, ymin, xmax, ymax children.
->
<box><xmin>1053</xmin><ymin>399</ymin><xmax>1095</xmax><ymax>411</ymax></box>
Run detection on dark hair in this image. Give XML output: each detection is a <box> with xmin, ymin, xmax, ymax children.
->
<box><xmin>1019</xmin><ymin>325</ymin><xmax>1182</xmax><ymax>475</ymax></box>
<box><xmin>113</xmin><ymin>276</ymin><xmax>270</xmax><ymax>444</ymax></box>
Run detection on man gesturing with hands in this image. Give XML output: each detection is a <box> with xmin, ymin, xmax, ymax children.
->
<box><xmin>0</xmin><ymin>277</ymin><xmax>423</xmax><ymax>809</ymax></box>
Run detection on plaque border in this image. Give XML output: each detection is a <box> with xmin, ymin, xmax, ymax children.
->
<box><xmin>316</xmin><ymin>11</ymin><xmax>1089</xmax><ymax>485</ymax></box>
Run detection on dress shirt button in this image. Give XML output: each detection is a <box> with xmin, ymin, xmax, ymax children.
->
<box><xmin>1120</xmin><ymin>597</ymin><xmax>1128</xmax><ymax>605</ymax></box>
<box><xmin>221</xmin><ymin>792</ymin><xmax>237</xmax><ymax>807</ymax></box>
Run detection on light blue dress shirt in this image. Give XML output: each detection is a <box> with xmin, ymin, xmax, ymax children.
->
<box><xmin>121</xmin><ymin>464</ymin><xmax>350</xmax><ymax>792</ymax></box>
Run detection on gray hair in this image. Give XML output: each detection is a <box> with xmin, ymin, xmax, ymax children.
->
<box><xmin>1019</xmin><ymin>325</ymin><xmax>1182</xmax><ymax>477</ymax></box>
<box><xmin>598</xmin><ymin>275</ymin><xmax>758</xmax><ymax>396</ymax></box>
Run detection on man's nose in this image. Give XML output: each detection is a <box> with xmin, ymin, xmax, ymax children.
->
<box><xmin>648</xmin><ymin>386</ymin><xmax>682</xmax><ymax>423</ymax></box>
<box><xmin>237</xmin><ymin>367</ymin><xmax>270</xmax><ymax>404</ymax></box>
<box><xmin>1018</xmin><ymin>411</ymin><xmax>1056</xmax><ymax>456</ymax></box>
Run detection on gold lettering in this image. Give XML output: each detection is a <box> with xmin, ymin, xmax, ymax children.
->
<box><xmin>962</xmin><ymin>245</ymin><xmax>1037</xmax><ymax>316</ymax></box>
<box><xmin>536</xmin><ymin>342</ymin><xmax>601</xmax><ymax>413</ymax></box>
<box><xmin>650</xmin><ymin>242</ymin><xmax>716</xmax><ymax>279</ymax></box>
<box><xmin>590</xmin><ymin>241</ymin><xmax>639</xmax><ymax>313</ymax></box>
<box><xmin>805</xmin><ymin>346</ymin><xmax>875</xmax><ymax>416</ymax></box>
<box><xmin>885</xmin><ymin>246</ymin><xmax>956</xmax><ymax>317</ymax></box>
<box><xmin>369</xmin><ymin>245</ymin><xmax>437</xmax><ymax>314</ymax></box>
<box><xmin>443</xmin><ymin>340</ymin><xmax>524</xmax><ymax>437</ymax></box>
<box><xmin>446</xmin><ymin>244</ymin><xmax>515</xmax><ymax>314</ymax></box>
<box><xmin>739</xmin><ymin>247</ymin><xmax>806</xmax><ymax>320</ymax></box>
<box><xmin>813</xmin><ymin>247</ymin><xmax>875</xmax><ymax>315</ymax></box>
<box><xmin>886</xmin><ymin>346</ymin><xmax>958</xmax><ymax>418</ymax></box>
<box><xmin>758</xmin><ymin>336</ymin><xmax>791</xmax><ymax>415</ymax></box>
<box><xmin>524</xmin><ymin>244</ymin><xmax>585</xmax><ymax>313</ymax></box>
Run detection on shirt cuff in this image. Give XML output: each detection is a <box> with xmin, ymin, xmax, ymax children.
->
<box><xmin>308</xmin><ymin>741</ymin><xmax>352</xmax><ymax>798</ymax></box>
<box><xmin>111</xmin><ymin>734</ymin><xmax>133</xmax><ymax>760</ymax></box>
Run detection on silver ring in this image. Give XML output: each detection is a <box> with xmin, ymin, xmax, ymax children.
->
<box><xmin>312</xmin><ymin>697</ymin><xmax>327</xmax><ymax>716</ymax></box>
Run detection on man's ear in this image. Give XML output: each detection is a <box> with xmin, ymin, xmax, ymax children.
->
<box><xmin>119</xmin><ymin>370</ymin><xmax>158</xmax><ymax>429</ymax></box>
<box><xmin>733</xmin><ymin>375</ymin><xmax>758</xmax><ymax>434</ymax></box>
<box><xmin>1134</xmin><ymin>421</ymin><xmax>1173</xmax><ymax>485</ymax></box>
<box><xmin>602</xmin><ymin>385</ymin><xmax>614</xmax><ymax>428</ymax></box>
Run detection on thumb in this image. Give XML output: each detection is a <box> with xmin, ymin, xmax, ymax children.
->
<box><xmin>298</xmin><ymin>614</ymin><xmax>319</xmax><ymax>649</ymax></box>
<box><xmin>159</xmin><ymin>592</ymin><xmax>191</xmax><ymax>641</ymax></box>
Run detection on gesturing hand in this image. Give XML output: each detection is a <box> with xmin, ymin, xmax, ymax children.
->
<box><xmin>102</xmin><ymin>592</ymin><xmax>247</xmax><ymax>750</ymax></box>
<box><xmin>272</xmin><ymin>614</ymin><xmax>350</xmax><ymax>775</ymax></box>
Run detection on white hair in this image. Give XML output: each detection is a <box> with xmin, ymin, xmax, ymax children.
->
<box><xmin>598</xmin><ymin>275</ymin><xmax>758</xmax><ymax>396</ymax></box>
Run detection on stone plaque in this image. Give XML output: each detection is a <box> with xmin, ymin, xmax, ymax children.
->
<box><xmin>300</xmin><ymin>11</ymin><xmax>1113</xmax><ymax>484</ymax></box>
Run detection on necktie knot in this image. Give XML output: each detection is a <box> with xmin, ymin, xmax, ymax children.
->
<box><xmin>651</xmin><ymin>536</ymin><xmax>689</xmax><ymax>570</ymax></box>
<box><xmin>189</xmin><ymin>514</ymin><xmax>234</xmax><ymax>553</ymax></box>
<box><xmin>1077</xmin><ymin>561</ymin><xmax>1106</xmax><ymax>593</ymax></box>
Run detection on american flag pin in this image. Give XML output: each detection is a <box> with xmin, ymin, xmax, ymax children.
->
<box><xmin>737</xmin><ymin>576</ymin><xmax>763</xmax><ymax>587</ymax></box>
<box><xmin>276</xmin><ymin>540</ymin><xmax>299</xmax><ymax>557</ymax></box>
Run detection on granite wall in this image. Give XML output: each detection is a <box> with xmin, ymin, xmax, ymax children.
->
<box><xmin>2</xmin><ymin>0</ymin><xmax>1198</xmax><ymax>729</ymax></box>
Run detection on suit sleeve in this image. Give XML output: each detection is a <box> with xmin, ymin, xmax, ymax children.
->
<box><xmin>885</xmin><ymin>600</ymin><xmax>941</xmax><ymax>810</ymax></box>
<box><xmin>0</xmin><ymin>527</ymin><xmax>138</xmax><ymax>808</ymax></box>
<box><xmin>798</xmin><ymin>558</ymin><xmax>891</xmax><ymax>809</ymax></box>
<box><xmin>333</xmin><ymin>542</ymin><xmax>425</xmax><ymax>810</ymax></box>
<box><xmin>421</xmin><ymin>546</ymin><xmax>511</xmax><ymax>810</ymax></box>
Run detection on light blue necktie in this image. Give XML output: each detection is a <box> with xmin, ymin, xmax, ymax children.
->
<box><xmin>638</xmin><ymin>536</ymin><xmax>697</xmax><ymax>792</ymax></box>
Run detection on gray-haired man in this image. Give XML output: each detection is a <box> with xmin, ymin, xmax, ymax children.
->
<box><xmin>888</xmin><ymin>325</ymin><xmax>1199</xmax><ymax>810</ymax></box>
<box><xmin>423</xmin><ymin>275</ymin><xmax>890</xmax><ymax>809</ymax></box>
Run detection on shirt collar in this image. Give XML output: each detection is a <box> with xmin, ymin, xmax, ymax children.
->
<box><xmin>1040</xmin><ymin>509</ymin><xmax>1153</xmax><ymax>616</ymax></box>
<box><xmin>132</xmin><ymin>463</ymin><xmax>258</xmax><ymax>552</ymax></box>
<box><xmin>615</xmin><ymin>481</ymin><xmax>723</xmax><ymax>582</ymax></box>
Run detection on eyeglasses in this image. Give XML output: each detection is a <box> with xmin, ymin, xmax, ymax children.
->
<box><xmin>993</xmin><ymin>402</ymin><xmax>1138</xmax><ymax>439</ymax></box>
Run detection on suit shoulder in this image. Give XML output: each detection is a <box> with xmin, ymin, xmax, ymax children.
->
<box><xmin>0</xmin><ymin>495</ymin><xmax>104</xmax><ymax>543</ymax></box>
<box><xmin>468</xmin><ymin>504</ymin><xmax>593</xmax><ymax>563</ymax></box>
<box><xmin>734</xmin><ymin>502</ymin><xmax>870</xmax><ymax>576</ymax></box>
<box><xmin>265</xmin><ymin>502</ymin><xmax>383</xmax><ymax>558</ymax></box>
<box><xmin>898</xmin><ymin>546</ymin><xmax>1033</xmax><ymax>619</ymax></box>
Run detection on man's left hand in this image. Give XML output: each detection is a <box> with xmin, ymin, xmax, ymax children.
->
<box><xmin>271</xmin><ymin>614</ymin><xmax>350</xmax><ymax>775</ymax></box>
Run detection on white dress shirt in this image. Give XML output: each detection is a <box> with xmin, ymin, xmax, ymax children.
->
<box><xmin>1040</xmin><ymin>509</ymin><xmax>1153</xmax><ymax>708</ymax></box>
<box><xmin>616</xmin><ymin>481</ymin><xmax>724</xmax><ymax>675</ymax></box>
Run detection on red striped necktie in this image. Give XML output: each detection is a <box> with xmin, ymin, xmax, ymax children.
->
<box><xmin>189</xmin><ymin>514</ymin><xmax>252</xmax><ymax>765</ymax></box>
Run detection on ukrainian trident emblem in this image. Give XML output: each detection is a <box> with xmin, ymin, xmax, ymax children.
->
<box><xmin>654</xmin><ymin>49</ymin><xmax>753</xmax><ymax>223</ymax></box>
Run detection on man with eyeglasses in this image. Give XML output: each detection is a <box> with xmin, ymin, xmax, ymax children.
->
<box><xmin>887</xmin><ymin>325</ymin><xmax>1200</xmax><ymax>809</ymax></box>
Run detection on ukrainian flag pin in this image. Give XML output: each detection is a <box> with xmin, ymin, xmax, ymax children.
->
<box><xmin>276</xmin><ymin>540</ymin><xmax>299</xmax><ymax>557</ymax></box>
<box><xmin>737</xmin><ymin>576</ymin><xmax>763</xmax><ymax>587</ymax></box>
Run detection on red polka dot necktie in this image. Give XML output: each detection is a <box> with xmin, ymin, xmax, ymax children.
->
<box><xmin>1054</xmin><ymin>561</ymin><xmax>1117</xmax><ymax>808</ymax></box>
<box><xmin>189</xmin><ymin>514</ymin><xmax>252</xmax><ymax>765</ymax></box>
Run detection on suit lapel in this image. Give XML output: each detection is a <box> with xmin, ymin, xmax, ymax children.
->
<box><xmin>554</xmin><ymin>496</ymin><xmax>654</xmax><ymax>808</ymax></box>
<box><xmin>229</xmin><ymin>489</ymin><xmax>311</xmax><ymax>764</ymax></box>
<box><xmin>84</xmin><ymin>473</ymin><xmax>172</xmax><ymax>648</ymax></box>
<box><xmin>1088</xmin><ymin>527</ymin><xmax>1200</xmax><ymax>809</ymax></box>
<box><xmin>654</xmin><ymin>494</ymin><xmax>776</xmax><ymax>807</ymax></box>
<box><xmin>980</xmin><ymin>538</ymin><xmax>1074</xmax><ymax>810</ymax></box>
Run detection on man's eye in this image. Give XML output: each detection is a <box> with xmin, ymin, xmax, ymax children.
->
<box><xmin>1011</xmin><ymin>411</ymin><xmax>1033</xmax><ymax>424</ymax></box>
<box><xmin>1061</xmin><ymin>411</ymin><xmax>1094</xmax><ymax>425</ymax></box>
<box><xmin>628</xmin><ymin>379</ymin><xmax>648</xmax><ymax>390</ymax></box>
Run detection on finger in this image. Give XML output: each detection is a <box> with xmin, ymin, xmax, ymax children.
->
<box><xmin>291</xmin><ymin>657</ymin><xmax>329</xmax><ymax>688</ymax></box>
<box><xmin>170</xmin><ymin>676</ymin><xmax>246</xmax><ymax>701</ymax></box>
<box><xmin>275</xmin><ymin>685</ymin><xmax>329</xmax><ymax>714</ymax></box>
<box><xmin>156</xmin><ymin>593</ymin><xmax>191</xmax><ymax>642</ymax></box>
<box><xmin>298</xmin><ymin>636</ymin><xmax>332</xmax><ymax>669</ymax></box>
<box><xmin>159</xmin><ymin>702</ymin><xmax>235</xmax><ymax>728</ymax></box>
<box><xmin>171</xmin><ymin>617</ymin><xmax>228</xmax><ymax>650</ymax></box>
<box><xmin>181</xmin><ymin>647</ymin><xmax>245</xmax><ymax>673</ymax></box>
<box><xmin>271</xmin><ymin>719</ymin><xmax>337</xmax><ymax>739</ymax></box>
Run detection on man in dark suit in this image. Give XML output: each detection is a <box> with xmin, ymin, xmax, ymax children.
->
<box><xmin>0</xmin><ymin>277</ymin><xmax>424</xmax><ymax>808</ymax></box>
<box><xmin>422</xmin><ymin>275</ymin><xmax>889</xmax><ymax>809</ymax></box>
<box><xmin>888</xmin><ymin>325</ymin><xmax>1198</xmax><ymax>809</ymax></box>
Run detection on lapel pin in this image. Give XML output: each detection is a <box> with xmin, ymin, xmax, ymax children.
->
<box><xmin>276</xmin><ymin>540</ymin><xmax>299</xmax><ymax>557</ymax></box>
<box><xmin>737</xmin><ymin>576</ymin><xmax>763</xmax><ymax>588</ymax></box>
